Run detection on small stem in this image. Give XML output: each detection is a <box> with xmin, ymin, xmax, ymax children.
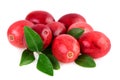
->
<box><xmin>37</xmin><ymin>51</ymin><xmax>43</xmax><ymax>55</ymax></box>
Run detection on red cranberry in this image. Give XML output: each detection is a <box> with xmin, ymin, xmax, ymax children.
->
<box><xmin>32</xmin><ymin>24</ymin><xmax>52</xmax><ymax>49</ymax></box>
<box><xmin>7</xmin><ymin>20</ymin><xmax>34</xmax><ymax>48</ymax></box>
<box><xmin>58</xmin><ymin>13</ymin><xmax>86</xmax><ymax>28</ymax></box>
<box><xmin>52</xmin><ymin>34</ymin><xmax>80</xmax><ymax>63</ymax></box>
<box><xmin>47</xmin><ymin>22</ymin><xmax>66</xmax><ymax>37</ymax></box>
<box><xmin>26</xmin><ymin>10</ymin><xmax>55</xmax><ymax>24</ymax></box>
<box><xmin>78</xmin><ymin>31</ymin><xmax>111</xmax><ymax>58</ymax></box>
<box><xmin>68</xmin><ymin>22</ymin><xmax>93</xmax><ymax>34</ymax></box>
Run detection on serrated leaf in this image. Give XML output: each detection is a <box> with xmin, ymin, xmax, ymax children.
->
<box><xmin>67</xmin><ymin>28</ymin><xmax>84</xmax><ymax>39</ymax></box>
<box><xmin>75</xmin><ymin>54</ymin><xmax>96</xmax><ymax>68</ymax></box>
<box><xmin>19</xmin><ymin>49</ymin><xmax>35</xmax><ymax>66</ymax></box>
<box><xmin>24</xmin><ymin>26</ymin><xmax>43</xmax><ymax>52</ymax></box>
<box><xmin>37</xmin><ymin>53</ymin><xmax>53</xmax><ymax>76</ymax></box>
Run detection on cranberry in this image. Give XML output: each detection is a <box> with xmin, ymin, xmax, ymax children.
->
<box><xmin>52</xmin><ymin>34</ymin><xmax>80</xmax><ymax>63</ymax></box>
<box><xmin>78</xmin><ymin>31</ymin><xmax>111</xmax><ymax>58</ymax></box>
<box><xmin>58</xmin><ymin>13</ymin><xmax>86</xmax><ymax>28</ymax></box>
<box><xmin>47</xmin><ymin>22</ymin><xmax>66</xmax><ymax>37</ymax></box>
<box><xmin>7</xmin><ymin>20</ymin><xmax>34</xmax><ymax>48</ymax></box>
<box><xmin>32</xmin><ymin>24</ymin><xmax>52</xmax><ymax>49</ymax></box>
<box><xmin>68</xmin><ymin>22</ymin><xmax>93</xmax><ymax>34</ymax></box>
<box><xmin>25</xmin><ymin>10</ymin><xmax>55</xmax><ymax>24</ymax></box>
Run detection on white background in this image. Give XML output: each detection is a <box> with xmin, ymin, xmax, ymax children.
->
<box><xmin>0</xmin><ymin>0</ymin><xmax>119</xmax><ymax>80</ymax></box>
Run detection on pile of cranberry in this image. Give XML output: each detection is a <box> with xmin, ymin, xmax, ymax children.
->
<box><xmin>7</xmin><ymin>10</ymin><xmax>111</xmax><ymax>68</ymax></box>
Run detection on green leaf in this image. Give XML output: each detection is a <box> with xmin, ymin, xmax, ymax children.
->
<box><xmin>24</xmin><ymin>26</ymin><xmax>43</xmax><ymax>52</ymax></box>
<box><xmin>42</xmin><ymin>47</ymin><xmax>60</xmax><ymax>70</ymax></box>
<box><xmin>67</xmin><ymin>28</ymin><xmax>84</xmax><ymax>39</ymax></box>
<box><xmin>46</xmin><ymin>54</ymin><xmax>60</xmax><ymax>70</ymax></box>
<box><xmin>37</xmin><ymin>53</ymin><xmax>53</xmax><ymax>76</ymax></box>
<box><xmin>75</xmin><ymin>54</ymin><xmax>96</xmax><ymax>68</ymax></box>
<box><xmin>19</xmin><ymin>49</ymin><xmax>35</xmax><ymax>66</ymax></box>
<box><xmin>42</xmin><ymin>46</ymin><xmax>52</xmax><ymax>54</ymax></box>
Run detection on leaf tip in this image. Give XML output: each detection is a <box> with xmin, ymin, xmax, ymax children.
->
<box><xmin>19</xmin><ymin>63</ymin><xmax>23</xmax><ymax>66</ymax></box>
<box><xmin>67</xmin><ymin>28</ymin><xmax>85</xmax><ymax>39</ymax></box>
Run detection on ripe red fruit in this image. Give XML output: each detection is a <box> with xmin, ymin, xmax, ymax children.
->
<box><xmin>47</xmin><ymin>22</ymin><xmax>66</xmax><ymax>37</ymax></box>
<box><xmin>32</xmin><ymin>24</ymin><xmax>52</xmax><ymax>49</ymax></box>
<box><xmin>68</xmin><ymin>22</ymin><xmax>93</xmax><ymax>33</ymax></box>
<box><xmin>25</xmin><ymin>10</ymin><xmax>55</xmax><ymax>24</ymax></box>
<box><xmin>78</xmin><ymin>31</ymin><xmax>111</xmax><ymax>59</ymax></box>
<box><xmin>58</xmin><ymin>13</ymin><xmax>86</xmax><ymax>28</ymax></box>
<box><xmin>7</xmin><ymin>20</ymin><xmax>34</xmax><ymax>48</ymax></box>
<box><xmin>52</xmin><ymin>34</ymin><xmax>80</xmax><ymax>63</ymax></box>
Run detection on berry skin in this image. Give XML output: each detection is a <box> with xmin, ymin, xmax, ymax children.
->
<box><xmin>7</xmin><ymin>20</ymin><xmax>34</xmax><ymax>48</ymax></box>
<box><xmin>58</xmin><ymin>13</ymin><xmax>86</xmax><ymax>28</ymax></box>
<box><xmin>68</xmin><ymin>22</ymin><xmax>93</xmax><ymax>34</ymax></box>
<box><xmin>25</xmin><ymin>10</ymin><xmax>55</xmax><ymax>24</ymax></box>
<box><xmin>78</xmin><ymin>31</ymin><xmax>111</xmax><ymax>59</ymax></box>
<box><xmin>47</xmin><ymin>22</ymin><xmax>66</xmax><ymax>37</ymax></box>
<box><xmin>32</xmin><ymin>24</ymin><xmax>52</xmax><ymax>49</ymax></box>
<box><xmin>52</xmin><ymin>34</ymin><xmax>80</xmax><ymax>63</ymax></box>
